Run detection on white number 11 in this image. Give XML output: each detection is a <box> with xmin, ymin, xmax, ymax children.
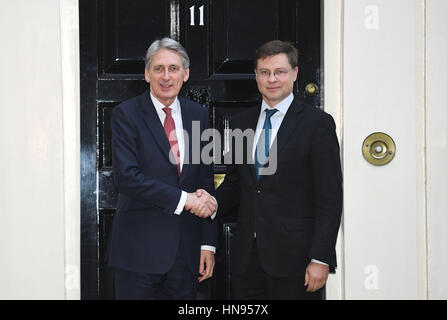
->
<box><xmin>189</xmin><ymin>5</ymin><xmax>204</xmax><ymax>26</ymax></box>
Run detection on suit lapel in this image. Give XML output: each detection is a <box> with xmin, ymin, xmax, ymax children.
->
<box><xmin>139</xmin><ymin>91</ymin><xmax>179</xmax><ymax>177</ymax></box>
<box><xmin>256</xmin><ymin>96</ymin><xmax>305</xmax><ymax>185</ymax></box>
<box><xmin>273</xmin><ymin>96</ymin><xmax>305</xmax><ymax>154</ymax></box>
<box><xmin>178</xmin><ymin>99</ymin><xmax>192</xmax><ymax>185</ymax></box>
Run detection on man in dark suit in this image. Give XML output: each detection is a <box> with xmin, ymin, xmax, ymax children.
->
<box><xmin>108</xmin><ymin>38</ymin><xmax>217</xmax><ymax>299</ymax></box>
<box><xmin>215</xmin><ymin>40</ymin><xmax>343</xmax><ymax>299</ymax></box>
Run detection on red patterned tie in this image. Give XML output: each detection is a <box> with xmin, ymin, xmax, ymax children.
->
<box><xmin>162</xmin><ymin>107</ymin><xmax>181</xmax><ymax>175</ymax></box>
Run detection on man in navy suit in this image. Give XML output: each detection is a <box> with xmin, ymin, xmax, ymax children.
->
<box><xmin>108</xmin><ymin>38</ymin><xmax>217</xmax><ymax>299</ymax></box>
<box><xmin>215</xmin><ymin>40</ymin><xmax>343</xmax><ymax>299</ymax></box>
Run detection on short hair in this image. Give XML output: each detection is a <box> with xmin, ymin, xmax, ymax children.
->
<box><xmin>145</xmin><ymin>37</ymin><xmax>190</xmax><ymax>70</ymax></box>
<box><xmin>254</xmin><ymin>40</ymin><xmax>299</xmax><ymax>69</ymax></box>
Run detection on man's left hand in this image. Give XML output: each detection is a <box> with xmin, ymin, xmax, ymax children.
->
<box><xmin>198</xmin><ymin>250</ymin><xmax>215</xmax><ymax>283</ymax></box>
<box><xmin>304</xmin><ymin>262</ymin><xmax>329</xmax><ymax>292</ymax></box>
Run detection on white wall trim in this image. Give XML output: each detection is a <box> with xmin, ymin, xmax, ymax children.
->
<box><xmin>323</xmin><ymin>0</ymin><xmax>345</xmax><ymax>300</ymax></box>
<box><xmin>60</xmin><ymin>0</ymin><xmax>81</xmax><ymax>300</ymax></box>
<box><xmin>426</xmin><ymin>0</ymin><xmax>447</xmax><ymax>299</ymax></box>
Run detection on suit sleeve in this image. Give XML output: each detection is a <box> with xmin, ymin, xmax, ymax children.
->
<box><xmin>197</xmin><ymin>112</ymin><xmax>215</xmax><ymax>196</ymax></box>
<box><xmin>214</xmin><ymin>163</ymin><xmax>241</xmax><ymax>217</ymax></box>
<box><xmin>111</xmin><ymin>105</ymin><xmax>182</xmax><ymax>214</ymax></box>
<box><xmin>308</xmin><ymin>113</ymin><xmax>343</xmax><ymax>268</ymax></box>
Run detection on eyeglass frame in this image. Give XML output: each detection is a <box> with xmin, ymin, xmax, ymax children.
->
<box><xmin>255</xmin><ymin>68</ymin><xmax>293</xmax><ymax>80</ymax></box>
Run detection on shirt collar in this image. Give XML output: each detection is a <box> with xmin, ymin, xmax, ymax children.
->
<box><xmin>261</xmin><ymin>92</ymin><xmax>294</xmax><ymax>116</ymax></box>
<box><xmin>150</xmin><ymin>92</ymin><xmax>180</xmax><ymax>114</ymax></box>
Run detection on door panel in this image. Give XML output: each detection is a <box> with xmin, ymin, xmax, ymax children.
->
<box><xmin>210</xmin><ymin>0</ymin><xmax>279</xmax><ymax>77</ymax></box>
<box><xmin>80</xmin><ymin>0</ymin><xmax>322</xmax><ymax>299</ymax></box>
<box><xmin>99</xmin><ymin>0</ymin><xmax>171</xmax><ymax>75</ymax></box>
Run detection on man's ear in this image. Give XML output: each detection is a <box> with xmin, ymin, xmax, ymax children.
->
<box><xmin>183</xmin><ymin>68</ymin><xmax>190</xmax><ymax>82</ymax></box>
<box><xmin>144</xmin><ymin>68</ymin><xmax>150</xmax><ymax>83</ymax></box>
<box><xmin>292</xmin><ymin>66</ymin><xmax>298</xmax><ymax>82</ymax></box>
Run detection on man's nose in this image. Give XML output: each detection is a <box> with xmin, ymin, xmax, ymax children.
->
<box><xmin>268</xmin><ymin>72</ymin><xmax>277</xmax><ymax>82</ymax></box>
<box><xmin>162</xmin><ymin>68</ymin><xmax>170</xmax><ymax>79</ymax></box>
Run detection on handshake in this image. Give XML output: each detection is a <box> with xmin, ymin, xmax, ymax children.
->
<box><xmin>185</xmin><ymin>189</ymin><xmax>217</xmax><ymax>218</ymax></box>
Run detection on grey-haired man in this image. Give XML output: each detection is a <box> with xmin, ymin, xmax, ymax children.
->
<box><xmin>108</xmin><ymin>37</ymin><xmax>217</xmax><ymax>299</ymax></box>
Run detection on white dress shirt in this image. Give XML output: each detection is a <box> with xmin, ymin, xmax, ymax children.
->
<box><xmin>150</xmin><ymin>93</ymin><xmax>215</xmax><ymax>253</ymax></box>
<box><xmin>252</xmin><ymin>93</ymin><xmax>294</xmax><ymax>161</ymax></box>
<box><xmin>252</xmin><ymin>93</ymin><xmax>328</xmax><ymax>267</ymax></box>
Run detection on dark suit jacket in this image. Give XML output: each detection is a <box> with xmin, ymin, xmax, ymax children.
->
<box><xmin>108</xmin><ymin>90</ymin><xmax>217</xmax><ymax>275</ymax></box>
<box><xmin>215</xmin><ymin>96</ymin><xmax>343</xmax><ymax>277</ymax></box>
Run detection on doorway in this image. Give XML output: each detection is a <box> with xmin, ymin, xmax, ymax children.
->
<box><xmin>80</xmin><ymin>0</ymin><xmax>322</xmax><ymax>299</ymax></box>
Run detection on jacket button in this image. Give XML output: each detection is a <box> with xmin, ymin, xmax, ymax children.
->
<box><xmin>257</xmin><ymin>190</ymin><xmax>261</xmax><ymax>194</ymax></box>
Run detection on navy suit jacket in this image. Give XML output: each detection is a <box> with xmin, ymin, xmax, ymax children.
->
<box><xmin>215</xmin><ymin>96</ymin><xmax>343</xmax><ymax>277</ymax></box>
<box><xmin>108</xmin><ymin>90</ymin><xmax>217</xmax><ymax>275</ymax></box>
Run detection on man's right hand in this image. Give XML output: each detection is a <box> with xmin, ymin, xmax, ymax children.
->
<box><xmin>185</xmin><ymin>191</ymin><xmax>217</xmax><ymax>218</ymax></box>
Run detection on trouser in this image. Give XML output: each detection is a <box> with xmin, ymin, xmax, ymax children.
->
<box><xmin>231</xmin><ymin>240</ymin><xmax>323</xmax><ymax>300</ymax></box>
<box><xmin>114</xmin><ymin>241</ymin><xmax>197</xmax><ymax>300</ymax></box>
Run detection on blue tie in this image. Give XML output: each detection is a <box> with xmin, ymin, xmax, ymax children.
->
<box><xmin>254</xmin><ymin>108</ymin><xmax>278</xmax><ymax>180</ymax></box>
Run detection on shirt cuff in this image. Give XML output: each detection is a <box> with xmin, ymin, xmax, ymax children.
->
<box><xmin>210</xmin><ymin>196</ymin><xmax>218</xmax><ymax>220</ymax></box>
<box><xmin>174</xmin><ymin>191</ymin><xmax>187</xmax><ymax>215</ymax></box>
<box><xmin>201</xmin><ymin>245</ymin><xmax>216</xmax><ymax>253</ymax></box>
<box><xmin>311</xmin><ymin>259</ymin><xmax>329</xmax><ymax>266</ymax></box>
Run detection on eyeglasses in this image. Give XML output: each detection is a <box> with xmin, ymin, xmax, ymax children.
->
<box><xmin>255</xmin><ymin>69</ymin><xmax>292</xmax><ymax>80</ymax></box>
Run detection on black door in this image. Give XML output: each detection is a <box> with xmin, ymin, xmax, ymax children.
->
<box><xmin>80</xmin><ymin>0</ymin><xmax>322</xmax><ymax>299</ymax></box>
